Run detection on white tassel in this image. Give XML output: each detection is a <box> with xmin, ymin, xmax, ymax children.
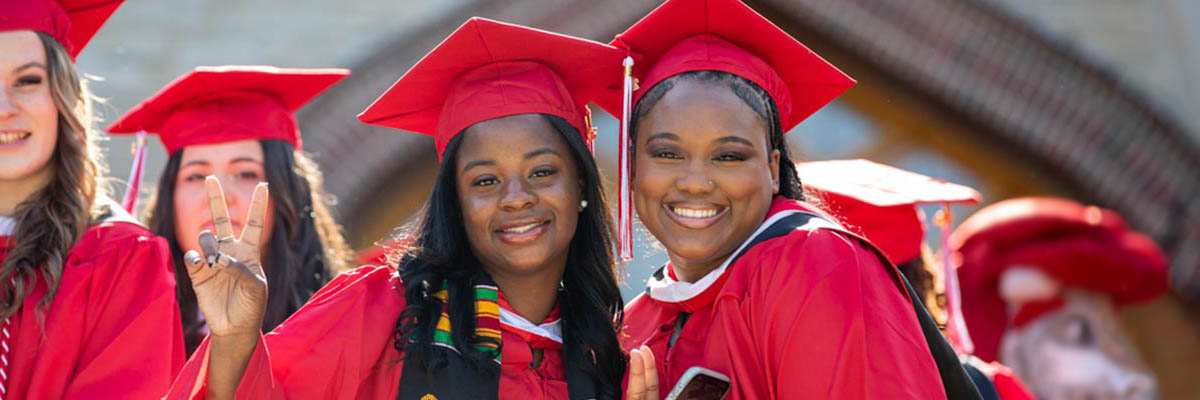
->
<box><xmin>936</xmin><ymin>204</ymin><xmax>974</xmax><ymax>354</ymax></box>
<box><xmin>618</xmin><ymin>56</ymin><xmax>635</xmax><ymax>262</ymax></box>
<box><xmin>121</xmin><ymin>131</ymin><xmax>149</xmax><ymax>214</ymax></box>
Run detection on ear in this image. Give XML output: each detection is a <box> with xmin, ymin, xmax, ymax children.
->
<box><xmin>769</xmin><ymin>149</ymin><xmax>781</xmax><ymax>195</ymax></box>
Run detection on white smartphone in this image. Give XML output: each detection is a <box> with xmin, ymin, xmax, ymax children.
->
<box><xmin>664</xmin><ymin>366</ymin><xmax>731</xmax><ymax>400</ymax></box>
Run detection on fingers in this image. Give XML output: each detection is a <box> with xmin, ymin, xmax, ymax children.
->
<box><xmin>183</xmin><ymin>250</ymin><xmax>206</xmax><ymax>275</ymax></box>
<box><xmin>639</xmin><ymin>345</ymin><xmax>659</xmax><ymax>398</ymax></box>
<box><xmin>199</xmin><ymin>230</ymin><xmax>219</xmax><ymax>260</ymax></box>
<box><xmin>627</xmin><ymin>347</ymin><xmax>647</xmax><ymax>399</ymax></box>
<box><xmin>205</xmin><ymin>176</ymin><xmax>236</xmax><ymax>241</ymax></box>
<box><xmin>239</xmin><ymin>182</ymin><xmax>269</xmax><ymax>247</ymax></box>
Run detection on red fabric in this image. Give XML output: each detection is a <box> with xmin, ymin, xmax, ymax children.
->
<box><xmin>357</xmin><ymin>17</ymin><xmax>623</xmax><ymax>159</ymax></box>
<box><xmin>0</xmin><ymin>221</ymin><xmax>184</xmax><ymax>398</ymax></box>
<box><xmin>595</xmin><ymin>0</ymin><xmax>855</xmax><ymax>132</ymax></box>
<box><xmin>952</xmin><ymin>197</ymin><xmax>1169</xmax><ymax>362</ymax></box>
<box><xmin>107</xmin><ymin>66</ymin><xmax>350</xmax><ymax>153</ymax></box>
<box><xmin>0</xmin><ymin>0</ymin><xmax>123</xmax><ymax>59</ymax></box>
<box><xmin>621</xmin><ymin>197</ymin><xmax>946</xmax><ymax>399</ymax></box>
<box><xmin>799</xmin><ymin>159</ymin><xmax>981</xmax><ymax>265</ymax></box>
<box><xmin>165</xmin><ymin>265</ymin><xmax>574</xmax><ymax>399</ymax></box>
<box><xmin>988</xmin><ymin>361</ymin><xmax>1036</xmax><ymax>400</ymax></box>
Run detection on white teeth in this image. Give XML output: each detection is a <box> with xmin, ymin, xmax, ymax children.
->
<box><xmin>672</xmin><ymin>207</ymin><xmax>718</xmax><ymax>218</ymax></box>
<box><xmin>0</xmin><ymin>132</ymin><xmax>30</xmax><ymax>145</ymax></box>
<box><xmin>501</xmin><ymin>222</ymin><xmax>543</xmax><ymax>234</ymax></box>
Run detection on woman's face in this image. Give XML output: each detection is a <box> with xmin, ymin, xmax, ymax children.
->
<box><xmin>455</xmin><ymin>114</ymin><xmax>583</xmax><ymax>281</ymax></box>
<box><xmin>173</xmin><ymin>139</ymin><xmax>275</xmax><ymax>257</ymax></box>
<box><xmin>633</xmin><ymin>79</ymin><xmax>779</xmax><ymax>273</ymax></box>
<box><xmin>0</xmin><ymin>31</ymin><xmax>58</xmax><ymax>183</ymax></box>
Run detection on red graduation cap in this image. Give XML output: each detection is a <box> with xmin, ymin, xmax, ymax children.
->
<box><xmin>0</xmin><ymin>0</ymin><xmax>124</xmax><ymax>59</ymax></box>
<box><xmin>108</xmin><ymin>65</ymin><xmax>350</xmax><ymax>154</ymax></box>
<box><xmin>597</xmin><ymin>0</ymin><xmax>856</xmax><ymax>260</ymax></box>
<box><xmin>357</xmin><ymin>17</ymin><xmax>624</xmax><ymax>159</ymax></box>
<box><xmin>800</xmin><ymin>159</ymin><xmax>982</xmax><ymax>354</ymax></box>
<box><xmin>107</xmin><ymin>65</ymin><xmax>348</xmax><ymax>213</ymax></box>
<box><xmin>799</xmin><ymin>159</ymin><xmax>982</xmax><ymax>265</ymax></box>
<box><xmin>951</xmin><ymin>197</ymin><xmax>1169</xmax><ymax>362</ymax></box>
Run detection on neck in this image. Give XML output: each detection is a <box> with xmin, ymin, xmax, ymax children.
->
<box><xmin>485</xmin><ymin>261</ymin><xmax>566</xmax><ymax>324</ymax></box>
<box><xmin>668</xmin><ymin>253</ymin><xmax>731</xmax><ymax>283</ymax></box>
<box><xmin>0</xmin><ymin>165</ymin><xmax>54</xmax><ymax>216</ymax></box>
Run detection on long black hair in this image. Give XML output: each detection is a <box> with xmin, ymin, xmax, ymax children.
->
<box><xmin>631</xmin><ymin>70</ymin><xmax>805</xmax><ymax>200</ymax></box>
<box><xmin>146</xmin><ymin>140</ymin><xmax>350</xmax><ymax>353</ymax></box>
<box><xmin>392</xmin><ymin>115</ymin><xmax>625</xmax><ymax>398</ymax></box>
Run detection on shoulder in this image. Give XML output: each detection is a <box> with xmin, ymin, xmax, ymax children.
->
<box><xmin>70</xmin><ymin>221</ymin><xmax>170</xmax><ymax>269</ymax></box>
<box><xmin>305</xmin><ymin>265</ymin><xmax>406</xmax><ymax>310</ymax></box>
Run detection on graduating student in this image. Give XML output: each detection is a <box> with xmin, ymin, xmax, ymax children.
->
<box><xmin>165</xmin><ymin>18</ymin><xmax>627</xmax><ymax>399</ymax></box>
<box><xmin>107</xmin><ymin>66</ymin><xmax>353</xmax><ymax>354</ymax></box>
<box><xmin>597</xmin><ymin>0</ymin><xmax>975</xmax><ymax>398</ymax></box>
<box><xmin>801</xmin><ymin>159</ymin><xmax>1035</xmax><ymax>400</ymax></box>
<box><xmin>0</xmin><ymin>0</ymin><xmax>185</xmax><ymax>397</ymax></box>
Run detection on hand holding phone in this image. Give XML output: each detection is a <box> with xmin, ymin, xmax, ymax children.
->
<box><xmin>665</xmin><ymin>367</ymin><xmax>731</xmax><ymax>400</ymax></box>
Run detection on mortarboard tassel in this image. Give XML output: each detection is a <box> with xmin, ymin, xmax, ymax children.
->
<box><xmin>121</xmin><ymin>131</ymin><xmax>148</xmax><ymax>214</ymax></box>
<box><xmin>936</xmin><ymin>203</ymin><xmax>974</xmax><ymax>354</ymax></box>
<box><xmin>617</xmin><ymin>56</ymin><xmax>635</xmax><ymax>262</ymax></box>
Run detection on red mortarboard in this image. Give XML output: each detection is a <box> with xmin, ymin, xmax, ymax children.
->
<box><xmin>357</xmin><ymin>17</ymin><xmax>623</xmax><ymax>159</ymax></box>
<box><xmin>0</xmin><ymin>0</ymin><xmax>123</xmax><ymax>59</ymax></box>
<box><xmin>598</xmin><ymin>0</ymin><xmax>855</xmax><ymax>260</ymax></box>
<box><xmin>596</xmin><ymin>0</ymin><xmax>855</xmax><ymax>131</ymax></box>
<box><xmin>108</xmin><ymin>65</ymin><xmax>350</xmax><ymax>154</ymax></box>
<box><xmin>952</xmin><ymin>197</ymin><xmax>1169</xmax><ymax>361</ymax></box>
<box><xmin>799</xmin><ymin>159</ymin><xmax>982</xmax><ymax>265</ymax></box>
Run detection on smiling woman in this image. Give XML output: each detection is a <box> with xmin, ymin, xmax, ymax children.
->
<box><xmin>0</xmin><ymin>0</ymin><xmax>186</xmax><ymax>397</ymax></box>
<box><xmin>163</xmin><ymin>18</ymin><xmax>627</xmax><ymax>400</ymax></box>
<box><xmin>107</xmin><ymin>66</ymin><xmax>354</xmax><ymax>354</ymax></box>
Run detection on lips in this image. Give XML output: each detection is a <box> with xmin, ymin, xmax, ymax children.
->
<box><xmin>0</xmin><ymin>131</ymin><xmax>31</xmax><ymax>145</ymax></box>
<box><xmin>664</xmin><ymin>203</ymin><xmax>728</xmax><ymax>229</ymax></box>
<box><xmin>494</xmin><ymin>218</ymin><xmax>551</xmax><ymax>244</ymax></box>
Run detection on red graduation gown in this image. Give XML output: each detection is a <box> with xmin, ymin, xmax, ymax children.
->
<box><xmin>166</xmin><ymin>265</ymin><xmax>573</xmax><ymax>399</ymax></box>
<box><xmin>0</xmin><ymin>220</ymin><xmax>184</xmax><ymax>399</ymax></box>
<box><xmin>620</xmin><ymin>197</ymin><xmax>947</xmax><ymax>399</ymax></box>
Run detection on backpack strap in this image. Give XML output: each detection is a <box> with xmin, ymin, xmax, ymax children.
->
<box><xmin>732</xmin><ymin>210</ymin><xmax>983</xmax><ymax>400</ymax></box>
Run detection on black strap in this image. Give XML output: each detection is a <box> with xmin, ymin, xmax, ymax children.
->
<box><xmin>732</xmin><ymin>211</ymin><xmax>983</xmax><ymax>400</ymax></box>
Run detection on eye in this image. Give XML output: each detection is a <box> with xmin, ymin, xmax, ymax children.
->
<box><xmin>472</xmin><ymin>176</ymin><xmax>499</xmax><ymax>187</ymax></box>
<box><xmin>713</xmin><ymin>152</ymin><xmax>747</xmax><ymax>162</ymax></box>
<box><xmin>651</xmin><ymin>150</ymin><xmax>683</xmax><ymax>160</ymax></box>
<box><xmin>1065</xmin><ymin>315</ymin><xmax>1094</xmax><ymax>347</ymax></box>
<box><xmin>237</xmin><ymin>170</ymin><xmax>263</xmax><ymax>181</ymax></box>
<box><xmin>183</xmin><ymin>173</ymin><xmax>206</xmax><ymax>183</ymax></box>
<box><xmin>530</xmin><ymin>166</ymin><xmax>558</xmax><ymax>178</ymax></box>
<box><xmin>15</xmin><ymin>75</ymin><xmax>43</xmax><ymax>88</ymax></box>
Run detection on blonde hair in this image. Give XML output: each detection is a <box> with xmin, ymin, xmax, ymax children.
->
<box><xmin>0</xmin><ymin>32</ymin><xmax>107</xmax><ymax>320</ymax></box>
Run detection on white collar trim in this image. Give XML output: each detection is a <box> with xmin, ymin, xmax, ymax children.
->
<box><xmin>499</xmin><ymin>307</ymin><xmax>563</xmax><ymax>344</ymax></box>
<box><xmin>0</xmin><ymin>215</ymin><xmax>15</xmax><ymax>236</ymax></box>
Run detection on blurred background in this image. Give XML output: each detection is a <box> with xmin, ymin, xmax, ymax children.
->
<box><xmin>77</xmin><ymin>1</ymin><xmax>1198</xmax><ymax>398</ymax></box>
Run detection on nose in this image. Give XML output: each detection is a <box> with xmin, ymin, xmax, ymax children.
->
<box><xmin>216</xmin><ymin>174</ymin><xmax>242</xmax><ymax>209</ymax></box>
<box><xmin>675</xmin><ymin>159</ymin><xmax>714</xmax><ymax>195</ymax></box>
<box><xmin>499</xmin><ymin>176</ymin><xmax>536</xmax><ymax>211</ymax></box>
<box><xmin>0</xmin><ymin>90</ymin><xmax>16</xmax><ymax>119</ymax></box>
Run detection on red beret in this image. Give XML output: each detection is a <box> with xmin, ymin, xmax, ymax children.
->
<box><xmin>952</xmin><ymin>197</ymin><xmax>1169</xmax><ymax>361</ymax></box>
<box><xmin>0</xmin><ymin>0</ymin><xmax>123</xmax><ymax>59</ymax></box>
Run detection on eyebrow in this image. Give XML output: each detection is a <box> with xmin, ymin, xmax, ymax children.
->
<box><xmin>524</xmin><ymin>147</ymin><xmax>560</xmax><ymax>160</ymax></box>
<box><xmin>13</xmin><ymin>62</ymin><xmax>47</xmax><ymax>73</ymax></box>
<box><xmin>462</xmin><ymin>159</ymin><xmax>496</xmax><ymax>172</ymax></box>
<box><xmin>715</xmin><ymin>136</ymin><xmax>755</xmax><ymax>146</ymax></box>
<box><xmin>181</xmin><ymin>157</ymin><xmax>263</xmax><ymax>168</ymax></box>
<box><xmin>645</xmin><ymin>132</ymin><xmax>680</xmax><ymax>143</ymax></box>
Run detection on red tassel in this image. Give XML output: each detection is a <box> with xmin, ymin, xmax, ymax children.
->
<box><xmin>617</xmin><ymin>56</ymin><xmax>635</xmax><ymax>262</ymax></box>
<box><xmin>121</xmin><ymin>131</ymin><xmax>148</xmax><ymax>214</ymax></box>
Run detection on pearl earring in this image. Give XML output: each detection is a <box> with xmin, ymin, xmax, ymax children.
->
<box><xmin>580</xmin><ymin>200</ymin><xmax>589</xmax><ymax>209</ymax></box>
